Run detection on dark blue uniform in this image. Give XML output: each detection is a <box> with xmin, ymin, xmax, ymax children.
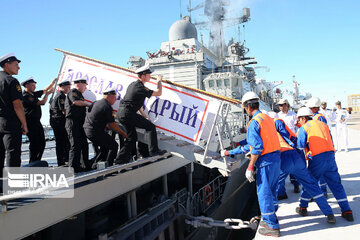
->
<box><xmin>116</xmin><ymin>79</ymin><xmax>159</xmax><ymax>163</ymax></box>
<box><xmin>84</xmin><ymin>98</ymin><xmax>118</xmax><ymax>167</ymax></box>
<box><xmin>65</xmin><ymin>88</ymin><xmax>89</xmax><ymax>173</ymax></box>
<box><xmin>50</xmin><ymin>91</ymin><xmax>70</xmax><ymax>166</ymax></box>
<box><xmin>0</xmin><ymin>71</ymin><xmax>23</xmax><ymax>172</ymax></box>
<box><xmin>22</xmin><ymin>90</ymin><xmax>45</xmax><ymax>162</ymax></box>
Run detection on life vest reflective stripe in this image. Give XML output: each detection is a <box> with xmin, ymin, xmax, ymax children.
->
<box><xmin>277</xmin><ymin>132</ymin><xmax>293</xmax><ymax>152</ymax></box>
<box><xmin>274</xmin><ymin>118</ymin><xmax>296</xmax><ymax>143</ymax></box>
<box><xmin>302</xmin><ymin>120</ymin><xmax>335</xmax><ymax>156</ymax></box>
<box><xmin>248</xmin><ymin>113</ymin><xmax>281</xmax><ymax>155</ymax></box>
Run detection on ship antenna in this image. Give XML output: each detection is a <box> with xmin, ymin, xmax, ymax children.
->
<box><xmin>180</xmin><ymin>0</ymin><xmax>182</xmax><ymax>19</ymax></box>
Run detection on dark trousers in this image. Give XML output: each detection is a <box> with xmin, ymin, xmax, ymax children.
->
<box><xmin>116</xmin><ymin>113</ymin><xmax>158</xmax><ymax>163</ymax></box>
<box><xmin>50</xmin><ymin>118</ymin><xmax>70</xmax><ymax>166</ymax></box>
<box><xmin>84</xmin><ymin>128</ymin><xmax>118</xmax><ymax>167</ymax></box>
<box><xmin>0</xmin><ymin>130</ymin><xmax>22</xmax><ymax>178</ymax></box>
<box><xmin>26</xmin><ymin>119</ymin><xmax>45</xmax><ymax>163</ymax></box>
<box><xmin>66</xmin><ymin>118</ymin><xmax>89</xmax><ymax>173</ymax></box>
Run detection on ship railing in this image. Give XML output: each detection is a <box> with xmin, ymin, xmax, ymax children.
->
<box><xmin>191</xmin><ymin>175</ymin><xmax>226</xmax><ymax>216</ymax></box>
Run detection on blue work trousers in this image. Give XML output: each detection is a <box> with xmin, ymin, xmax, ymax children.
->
<box><xmin>300</xmin><ymin>151</ymin><xmax>351</xmax><ymax>212</ymax></box>
<box><xmin>278</xmin><ymin>150</ymin><xmax>333</xmax><ymax>215</ymax></box>
<box><xmin>256</xmin><ymin>151</ymin><xmax>281</xmax><ymax>229</ymax></box>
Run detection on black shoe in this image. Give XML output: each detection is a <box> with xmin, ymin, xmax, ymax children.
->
<box><xmin>309</xmin><ymin>198</ymin><xmax>314</xmax><ymax>202</ymax></box>
<box><xmin>150</xmin><ymin>149</ymin><xmax>167</xmax><ymax>157</ymax></box>
<box><xmin>258</xmin><ymin>227</ymin><xmax>280</xmax><ymax>237</ymax></box>
<box><xmin>296</xmin><ymin>207</ymin><xmax>308</xmax><ymax>216</ymax></box>
<box><xmin>324</xmin><ymin>193</ymin><xmax>328</xmax><ymax>198</ymax></box>
<box><xmin>277</xmin><ymin>194</ymin><xmax>288</xmax><ymax>201</ymax></box>
<box><xmin>342</xmin><ymin>211</ymin><xmax>354</xmax><ymax>222</ymax></box>
<box><xmin>327</xmin><ymin>214</ymin><xmax>336</xmax><ymax>224</ymax></box>
<box><xmin>294</xmin><ymin>185</ymin><xmax>301</xmax><ymax>193</ymax></box>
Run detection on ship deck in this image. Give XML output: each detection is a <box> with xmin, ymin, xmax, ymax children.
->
<box><xmin>255</xmin><ymin>113</ymin><xmax>360</xmax><ymax>240</ymax></box>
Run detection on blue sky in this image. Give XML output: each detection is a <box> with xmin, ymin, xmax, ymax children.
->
<box><xmin>2</xmin><ymin>0</ymin><xmax>359</xmax><ymax>124</ymax></box>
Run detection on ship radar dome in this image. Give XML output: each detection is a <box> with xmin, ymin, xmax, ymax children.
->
<box><xmin>169</xmin><ymin>16</ymin><xmax>198</xmax><ymax>41</ymax></box>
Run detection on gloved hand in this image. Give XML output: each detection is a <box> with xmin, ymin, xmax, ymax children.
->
<box><xmin>220</xmin><ymin>150</ymin><xmax>229</xmax><ymax>157</ymax></box>
<box><xmin>245</xmin><ymin>165</ymin><xmax>255</xmax><ymax>183</ymax></box>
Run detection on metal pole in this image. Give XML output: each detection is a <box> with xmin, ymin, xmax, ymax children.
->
<box><xmin>49</xmin><ymin>54</ymin><xmax>65</xmax><ymax>103</ymax></box>
<box><xmin>203</xmin><ymin>102</ymin><xmax>224</xmax><ymax>162</ymax></box>
<box><xmin>186</xmin><ymin>163</ymin><xmax>194</xmax><ymax>196</ymax></box>
<box><xmin>162</xmin><ymin>175</ymin><xmax>168</xmax><ymax>198</ymax></box>
<box><xmin>130</xmin><ymin>190</ymin><xmax>137</xmax><ymax>217</ymax></box>
<box><xmin>127</xmin><ymin>193</ymin><xmax>132</xmax><ymax>218</ymax></box>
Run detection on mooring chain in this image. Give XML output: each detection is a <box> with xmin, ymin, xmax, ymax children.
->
<box><xmin>185</xmin><ymin>215</ymin><xmax>259</xmax><ymax>230</ymax></box>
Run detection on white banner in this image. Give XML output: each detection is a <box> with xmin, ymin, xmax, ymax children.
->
<box><xmin>58</xmin><ymin>54</ymin><xmax>221</xmax><ymax>144</ymax></box>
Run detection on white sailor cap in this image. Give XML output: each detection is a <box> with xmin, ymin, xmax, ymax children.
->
<box><xmin>278</xmin><ymin>98</ymin><xmax>289</xmax><ymax>105</ymax></box>
<box><xmin>58</xmin><ymin>80</ymin><xmax>71</xmax><ymax>86</ymax></box>
<box><xmin>21</xmin><ymin>76</ymin><xmax>37</xmax><ymax>86</ymax></box>
<box><xmin>103</xmin><ymin>86</ymin><xmax>117</xmax><ymax>95</ymax></box>
<box><xmin>135</xmin><ymin>64</ymin><xmax>152</xmax><ymax>75</ymax></box>
<box><xmin>73</xmin><ymin>78</ymin><xmax>88</xmax><ymax>84</ymax></box>
<box><xmin>0</xmin><ymin>52</ymin><xmax>21</xmax><ymax>67</ymax></box>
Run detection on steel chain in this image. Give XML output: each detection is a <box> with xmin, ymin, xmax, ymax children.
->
<box><xmin>185</xmin><ymin>215</ymin><xmax>258</xmax><ymax>230</ymax></box>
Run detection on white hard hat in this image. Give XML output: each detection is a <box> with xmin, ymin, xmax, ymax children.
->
<box><xmin>278</xmin><ymin>98</ymin><xmax>289</xmax><ymax>105</ymax></box>
<box><xmin>306</xmin><ymin>97</ymin><xmax>321</xmax><ymax>108</ymax></box>
<box><xmin>242</xmin><ymin>91</ymin><xmax>259</xmax><ymax>104</ymax></box>
<box><xmin>267</xmin><ymin>111</ymin><xmax>278</xmax><ymax>119</ymax></box>
<box><xmin>297</xmin><ymin>107</ymin><xmax>313</xmax><ymax>118</ymax></box>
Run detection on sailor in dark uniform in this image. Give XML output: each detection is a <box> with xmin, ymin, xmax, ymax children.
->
<box><xmin>21</xmin><ymin>77</ymin><xmax>56</xmax><ymax>163</ymax></box>
<box><xmin>65</xmin><ymin>78</ymin><xmax>91</xmax><ymax>173</ymax></box>
<box><xmin>84</xmin><ymin>87</ymin><xmax>128</xmax><ymax>168</ymax></box>
<box><xmin>0</xmin><ymin>53</ymin><xmax>27</xmax><ymax>174</ymax></box>
<box><xmin>49</xmin><ymin>80</ymin><xmax>71</xmax><ymax>166</ymax></box>
<box><xmin>115</xmin><ymin>64</ymin><xmax>166</xmax><ymax>164</ymax></box>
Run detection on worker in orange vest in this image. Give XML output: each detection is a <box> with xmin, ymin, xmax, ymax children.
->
<box><xmin>235</xmin><ymin>92</ymin><xmax>281</xmax><ymax>237</ymax></box>
<box><xmin>296</xmin><ymin>107</ymin><xmax>353</xmax><ymax>221</ymax></box>
<box><xmin>268</xmin><ymin>112</ymin><xmax>335</xmax><ymax>223</ymax></box>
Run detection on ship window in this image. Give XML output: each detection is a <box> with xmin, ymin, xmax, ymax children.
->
<box><xmin>233</xmin><ymin>78</ymin><xmax>239</xmax><ymax>87</ymax></box>
<box><xmin>209</xmin><ymin>80</ymin><xmax>215</xmax><ymax>88</ymax></box>
<box><xmin>224</xmin><ymin>79</ymin><xmax>230</xmax><ymax>87</ymax></box>
<box><xmin>216</xmin><ymin>80</ymin><xmax>222</xmax><ymax>88</ymax></box>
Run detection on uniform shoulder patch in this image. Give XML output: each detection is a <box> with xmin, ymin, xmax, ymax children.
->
<box><xmin>72</xmin><ymin>91</ymin><xmax>78</xmax><ymax>97</ymax></box>
<box><xmin>28</xmin><ymin>96</ymin><xmax>34</xmax><ymax>102</ymax></box>
<box><xmin>16</xmin><ymin>84</ymin><xmax>21</xmax><ymax>92</ymax></box>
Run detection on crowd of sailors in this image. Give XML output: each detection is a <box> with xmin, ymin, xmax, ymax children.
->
<box><xmin>0</xmin><ymin>53</ymin><xmax>167</xmax><ymax>179</ymax></box>
<box><xmin>221</xmin><ymin>93</ymin><xmax>354</xmax><ymax>237</ymax></box>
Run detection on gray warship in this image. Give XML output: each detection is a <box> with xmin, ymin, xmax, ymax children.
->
<box><xmin>0</xmin><ymin>2</ymin><xmax>286</xmax><ymax>240</ymax></box>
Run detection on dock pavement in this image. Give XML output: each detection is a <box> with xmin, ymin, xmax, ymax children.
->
<box><xmin>255</xmin><ymin>112</ymin><xmax>360</xmax><ymax>239</ymax></box>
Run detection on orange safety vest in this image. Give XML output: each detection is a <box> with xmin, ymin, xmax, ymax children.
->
<box><xmin>277</xmin><ymin>132</ymin><xmax>293</xmax><ymax>152</ymax></box>
<box><xmin>247</xmin><ymin>113</ymin><xmax>281</xmax><ymax>155</ymax></box>
<box><xmin>313</xmin><ymin>113</ymin><xmax>326</xmax><ymax>122</ymax></box>
<box><xmin>274</xmin><ymin>118</ymin><xmax>297</xmax><ymax>143</ymax></box>
<box><xmin>302</xmin><ymin>120</ymin><xmax>335</xmax><ymax>156</ymax></box>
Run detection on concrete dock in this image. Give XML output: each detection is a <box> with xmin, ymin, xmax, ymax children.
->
<box><xmin>255</xmin><ymin>112</ymin><xmax>360</xmax><ymax>239</ymax></box>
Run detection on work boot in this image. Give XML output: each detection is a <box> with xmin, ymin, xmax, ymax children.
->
<box><xmin>277</xmin><ymin>194</ymin><xmax>288</xmax><ymax>201</ymax></box>
<box><xmin>342</xmin><ymin>211</ymin><xmax>354</xmax><ymax>222</ymax></box>
<box><xmin>294</xmin><ymin>185</ymin><xmax>300</xmax><ymax>193</ymax></box>
<box><xmin>259</xmin><ymin>220</ymin><xmax>268</xmax><ymax>228</ymax></box>
<box><xmin>258</xmin><ymin>227</ymin><xmax>280</xmax><ymax>237</ymax></box>
<box><xmin>327</xmin><ymin>214</ymin><xmax>336</xmax><ymax>224</ymax></box>
<box><xmin>296</xmin><ymin>207</ymin><xmax>308</xmax><ymax>216</ymax></box>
